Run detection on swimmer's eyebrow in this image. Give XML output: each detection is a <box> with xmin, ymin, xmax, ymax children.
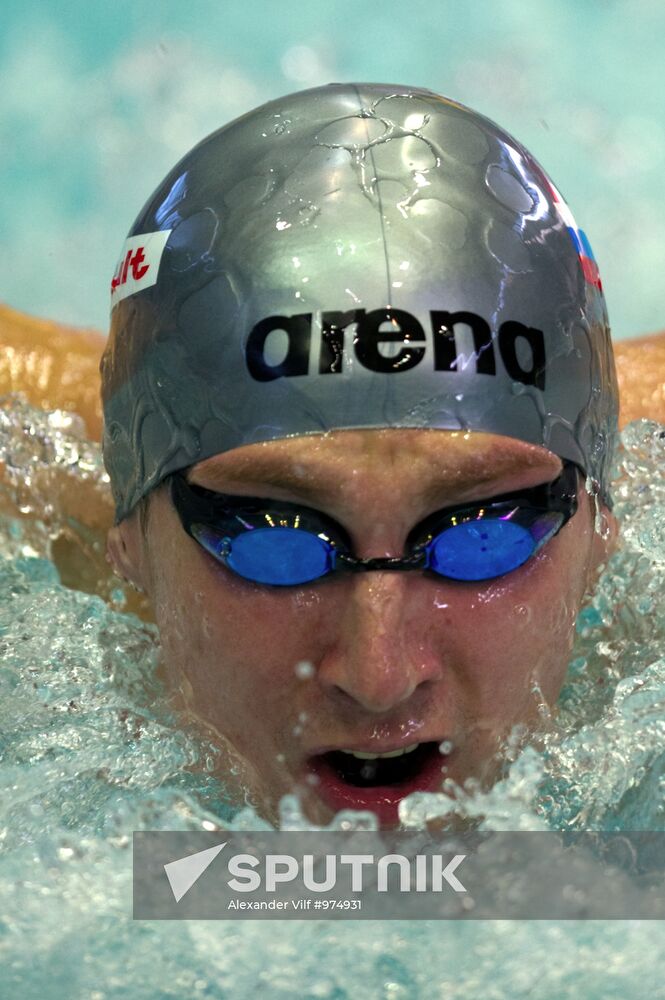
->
<box><xmin>190</xmin><ymin>450</ymin><xmax>562</xmax><ymax>506</ymax></box>
<box><xmin>189</xmin><ymin>464</ymin><xmax>344</xmax><ymax>504</ymax></box>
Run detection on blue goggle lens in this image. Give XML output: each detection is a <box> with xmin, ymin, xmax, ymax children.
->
<box><xmin>426</xmin><ymin>518</ymin><xmax>537</xmax><ymax>581</ymax></box>
<box><xmin>194</xmin><ymin>524</ymin><xmax>334</xmax><ymax>586</ymax></box>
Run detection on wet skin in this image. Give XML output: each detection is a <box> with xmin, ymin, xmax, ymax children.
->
<box><xmin>108</xmin><ymin>429</ymin><xmax>616</xmax><ymax>828</ymax></box>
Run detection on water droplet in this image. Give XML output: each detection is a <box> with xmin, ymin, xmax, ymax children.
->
<box><xmin>294</xmin><ymin>660</ymin><xmax>315</xmax><ymax>679</ymax></box>
<box><xmin>485</xmin><ymin>163</ymin><xmax>535</xmax><ymax>214</ymax></box>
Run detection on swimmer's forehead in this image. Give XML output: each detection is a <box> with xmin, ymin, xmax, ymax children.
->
<box><xmin>190</xmin><ymin>430</ymin><xmax>562</xmax><ymax>504</ymax></box>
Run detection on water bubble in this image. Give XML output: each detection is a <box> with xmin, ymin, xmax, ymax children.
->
<box><xmin>278</xmin><ymin>794</ymin><xmax>312</xmax><ymax>830</ymax></box>
<box><xmin>398</xmin><ymin>791</ymin><xmax>451</xmax><ymax>827</ymax></box>
<box><xmin>109</xmin><ymin>587</ymin><xmax>126</xmax><ymax>609</ymax></box>
<box><xmin>294</xmin><ymin>660</ymin><xmax>315</xmax><ymax>679</ymax></box>
<box><xmin>328</xmin><ymin>810</ymin><xmax>379</xmax><ymax>831</ymax></box>
<box><xmin>438</xmin><ymin>740</ymin><xmax>454</xmax><ymax>755</ymax></box>
<box><xmin>485</xmin><ymin>163</ymin><xmax>535</xmax><ymax>213</ymax></box>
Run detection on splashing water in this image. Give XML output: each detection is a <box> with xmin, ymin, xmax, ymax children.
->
<box><xmin>1</xmin><ymin>398</ymin><xmax>664</xmax><ymax>998</ymax></box>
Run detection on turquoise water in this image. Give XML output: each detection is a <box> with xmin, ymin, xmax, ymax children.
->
<box><xmin>2</xmin><ymin>0</ymin><xmax>664</xmax><ymax>340</ymax></box>
<box><xmin>1</xmin><ymin>397</ymin><xmax>665</xmax><ymax>997</ymax></box>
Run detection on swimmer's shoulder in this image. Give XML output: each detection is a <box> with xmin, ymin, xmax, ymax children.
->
<box><xmin>1</xmin><ymin>303</ymin><xmax>665</xmax><ymax>434</ymax></box>
<box><xmin>0</xmin><ymin>302</ymin><xmax>105</xmax><ymax>440</ymax></box>
<box><xmin>0</xmin><ymin>303</ymin><xmax>153</xmax><ymax>618</ymax></box>
<box><xmin>614</xmin><ymin>330</ymin><xmax>665</xmax><ymax>427</ymax></box>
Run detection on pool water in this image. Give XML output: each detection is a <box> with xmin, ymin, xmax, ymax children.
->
<box><xmin>1</xmin><ymin>397</ymin><xmax>664</xmax><ymax>998</ymax></box>
<box><xmin>4</xmin><ymin>1</ymin><xmax>665</xmax><ymax>341</ymax></box>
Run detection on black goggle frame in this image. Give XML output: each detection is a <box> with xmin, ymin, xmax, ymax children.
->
<box><xmin>169</xmin><ymin>460</ymin><xmax>581</xmax><ymax>579</ymax></box>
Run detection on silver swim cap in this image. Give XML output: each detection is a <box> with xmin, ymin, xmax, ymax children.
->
<box><xmin>101</xmin><ymin>82</ymin><xmax>618</xmax><ymax>522</ymax></box>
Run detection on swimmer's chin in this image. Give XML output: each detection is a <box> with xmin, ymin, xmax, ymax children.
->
<box><xmin>163</xmin><ymin>699</ymin><xmax>272</xmax><ymax>809</ymax></box>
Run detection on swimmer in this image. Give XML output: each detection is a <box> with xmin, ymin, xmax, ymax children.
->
<box><xmin>3</xmin><ymin>84</ymin><xmax>664</xmax><ymax>828</ymax></box>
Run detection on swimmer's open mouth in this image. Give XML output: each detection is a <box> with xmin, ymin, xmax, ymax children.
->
<box><xmin>307</xmin><ymin>741</ymin><xmax>450</xmax><ymax>826</ymax></box>
<box><xmin>325</xmin><ymin>742</ymin><xmax>437</xmax><ymax>787</ymax></box>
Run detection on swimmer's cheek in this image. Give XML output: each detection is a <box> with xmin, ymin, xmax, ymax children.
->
<box><xmin>583</xmin><ymin>496</ymin><xmax>618</xmax><ymax>594</ymax></box>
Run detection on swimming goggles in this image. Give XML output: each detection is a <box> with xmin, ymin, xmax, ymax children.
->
<box><xmin>169</xmin><ymin>462</ymin><xmax>579</xmax><ymax>587</ymax></box>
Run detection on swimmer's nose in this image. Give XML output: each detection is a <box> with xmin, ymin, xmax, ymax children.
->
<box><xmin>316</xmin><ymin>574</ymin><xmax>443</xmax><ymax>713</ymax></box>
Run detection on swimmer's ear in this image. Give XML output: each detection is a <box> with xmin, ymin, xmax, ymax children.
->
<box><xmin>106</xmin><ymin>516</ymin><xmax>149</xmax><ymax>594</ymax></box>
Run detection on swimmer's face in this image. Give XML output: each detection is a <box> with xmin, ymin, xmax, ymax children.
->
<box><xmin>108</xmin><ymin>430</ymin><xmax>615</xmax><ymax>828</ymax></box>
